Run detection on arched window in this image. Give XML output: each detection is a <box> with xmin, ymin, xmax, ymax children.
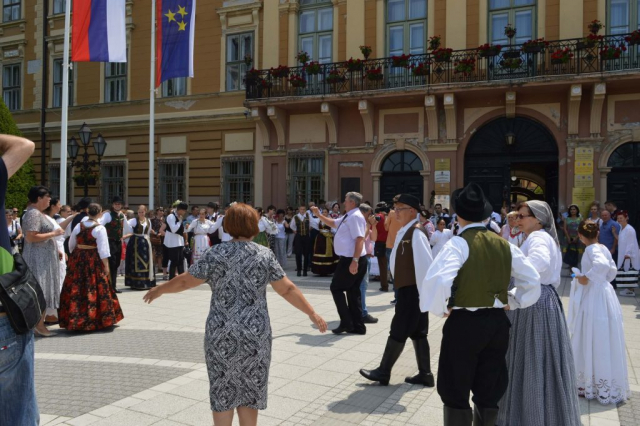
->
<box><xmin>607</xmin><ymin>142</ymin><xmax>640</xmax><ymax>168</ymax></box>
<box><xmin>489</xmin><ymin>0</ymin><xmax>536</xmax><ymax>45</ymax></box>
<box><xmin>299</xmin><ymin>0</ymin><xmax>333</xmax><ymax>64</ymax></box>
<box><xmin>386</xmin><ymin>0</ymin><xmax>427</xmax><ymax>56</ymax></box>
<box><xmin>381</xmin><ymin>151</ymin><xmax>423</xmax><ymax>172</ymax></box>
<box><xmin>607</xmin><ymin>0</ymin><xmax>640</xmax><ymax>35</ymax></box>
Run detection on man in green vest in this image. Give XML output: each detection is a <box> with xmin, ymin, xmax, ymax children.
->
<box><xmin>360</xmin><ymin>194</ymin><xmax>435</xmax><ymax>387</ymax></box>
<box><xmin>420</xmin><ymin>183</ymin><xmax>540</xmax><ymax>426</ymax></box>
<box><xmin>100</xmin><ymin>196</ymin><xmax>129</xmax><ymax>293</ymax></box>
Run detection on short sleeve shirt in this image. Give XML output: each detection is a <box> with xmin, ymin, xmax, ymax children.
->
<box><xmin>333</xmin><ymin>208</ymin><xmax>367</xmax><ymax>257</ymax></box>
<box><xmin>599</xmin><ymin>220</ymin><xmax>622</xmax><ymax>251</ymax></box>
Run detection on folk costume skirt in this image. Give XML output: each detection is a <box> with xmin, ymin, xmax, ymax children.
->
<box><xmin>311</xmin><ymin>230</ymin><xmax>339</xmax><ymax>276</ymax></box>
<box><xmin>125</xmin><ymin>234</ymin><xmax>156</xmax><ymax>290</ymax></box>
<box><xmin>497</xmin><ymin>284</ymin><xmax>581</xmax><ymax>426</ymax></box>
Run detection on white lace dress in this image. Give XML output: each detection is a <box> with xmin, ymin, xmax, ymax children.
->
<box><xmin>569</xmin><ymin>244</ymin><xmax>630</xmax><ymax>405</ymax></box>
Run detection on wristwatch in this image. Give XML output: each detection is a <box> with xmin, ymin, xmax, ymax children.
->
<box><xmin>352</xmin><ymin>257</ymin><xmax>360</xmax><ymax>262</ymax></box>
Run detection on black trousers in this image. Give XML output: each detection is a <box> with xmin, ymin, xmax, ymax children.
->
<box><xmin>166</xmin><ymin>246</ymin><xmax>185</xmax><ymax>279</ymax></box>
<box><xmin>437</xmin><ymin>308</ymin><xmax>510</xmax><ymax>410</ymax></box>
<box><xmin>374</xmin><ymin>242</ymin><xmax>388</xmax><ymax>290</ymax></box>
<box><xmin>294</xmin><ymin>235</ymin><xmax>312</xmax><ymax>272</ymax></box>
<box><xmin>330</xmin><ymin>256</ymin><xmax>368</xmax><ymax>332</ymax></box>
<box><xmin>390</xmin><ymin>285</ymin><xmax>429</xmax><ymax>343</ymax></box>
<box><xmin>107</xmin><ymin>239</ymin><xmax>122</xmax><ymax>290</ymax></box>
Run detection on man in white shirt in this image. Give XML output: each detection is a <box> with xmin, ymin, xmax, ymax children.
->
<box><xmin>311</xmin><ymin>192</ymin><xmax>368</xmax><ymax>335</ymax></box>
<box><xmin>360</xmin><ymin>194</ymin><xmax>435</xmax><ymax>387</ymax></box>
<box><xmin>206</xmin><ymin>202</ymin><xmax>222</xmax><ymax>246</ymax></box>
<box><xmin>99</xmin><ymin>196</ymin><xmax>130</xmax><ymax>293</ymax></box>
<box><xmin>430</xmin><ymin>203</ymin><xmax>450</xmax><ymax>226</ymax></box>
<box><xmin>420</xmin><ymin>183</ymin><xmax>540</xmax><ymax>426</ymax></box>
<box><xmin>164</xmin><ymin>202</ymin><xmax>189</xmax><ymax>279</ymax></box>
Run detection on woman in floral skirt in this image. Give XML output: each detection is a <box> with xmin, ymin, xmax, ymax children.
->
<box><xmin>59</xmin><ymin>203</ymin><xmax>124</xmax><ymax>331</ymax></box>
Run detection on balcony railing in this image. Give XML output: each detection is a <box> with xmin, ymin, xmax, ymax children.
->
<box><xmin>245</xmin><ymin>32</ymin><xmax>640</xmax><ymax>100</ymax></box>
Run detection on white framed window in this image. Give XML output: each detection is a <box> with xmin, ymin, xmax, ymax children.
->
<box><xmin>489</xmin><ymin>0</ymin><xmax>536</xmax><ymax>45</ymax></box>
<box><xmin>608</xmin><ymin>0</ymin><xmax>640</xmax><ymax>34</ymax></box>
<box><xmin>3</xmin><ymin>0</ymin><xmax>20</xmax><ymax>22</ymax></box>
<box><xmin>105</xmin><ymin>61</ymin><xmax>127</xmax><ymax>103</ymax></box>
<box><xmin>158</xmin><ymin>159</ymin><xmax>187</xmax><ymax>208</ymax></box>
<box><xmin>289</xmin><ymin>155</ymin><xmax>324</xmax><ymax>207</ymax></box>
<box><xmin>48</xmin><ymin>163</ymin><xmax>73</xmax><ymax>201</ymax></box>
<box><xmin>100</xmin><ymin>162</ymin><xmax>127</xmax><ymax>207</ymax></box>
<box><xmin>299</xmin><ymin>0</ymin><xmax>333</xmax><ymax>64</ymax></box>
<box><xmin>223</xmin><ymin>159</ymin><xmax>253</xmax><ymax>205</ymax></box>
<box><xmin>226</xmin><ymin>32</ymin><xmax>253</xmax><ymax>92</ymax></box>
<box><xmin>161</xmin><ymin>77</ymin><xmax>187</xmax><ymax>97</ymax></box>
<box><xmin>2</xmin><ymin>64</ymin><xmax>20</xmax><ymax>111</ymax></box>
<box><xmin>386</xmin><ymin>0</ymin><xmax>427</xmax><ymax>56</ymax></box>
<box><xmin>53</xmin><ymin>58</ymin><xmax>73</xmax><ymax>108</ymax></box>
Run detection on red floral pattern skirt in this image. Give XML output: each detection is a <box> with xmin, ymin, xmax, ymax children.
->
<box><xmin>58</xmin><ymin>248</ymin><xmax>124</xmax><ymax>331</ymax></box>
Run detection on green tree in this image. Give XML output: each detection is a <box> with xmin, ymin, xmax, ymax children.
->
<box><xmin>0</xmin><ymin>99</ymin><xmax>36</xmax><ymax>212</ymax></box>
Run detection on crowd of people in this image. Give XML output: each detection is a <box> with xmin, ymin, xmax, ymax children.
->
<box><xmin>1</xmin><ymin>132</ymin><xmax>637</xmax><ymax>426</ymax></box>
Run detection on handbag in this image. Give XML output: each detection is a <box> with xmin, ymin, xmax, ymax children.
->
<box><xmin>0</xmin><ymin>253</ymin><xmax>46</xmax><ymax>334</ymax></box>
<box><xmin>616</xmin><ymin>259</ymin><xmax>639</xmax><ymax>288</ymax></box>
<box><xmin>563</xmin><ymin>242</ymin><xmax>579</xmax><ymax>267</ymax></box>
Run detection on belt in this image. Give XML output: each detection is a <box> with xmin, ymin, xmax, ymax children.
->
<box><xmin>77</xmin><ymin>245</ymin><xmax>97</xmax><ymax>250</ymax></box>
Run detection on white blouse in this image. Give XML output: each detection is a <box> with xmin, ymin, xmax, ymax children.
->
<box><xmin>46</xmin><ymin>215</ymin><xmax>64</xmax><ymax>252</ymax></box>
<box><xmin>187</xmin><ymin>219</ymin><xmax>218</xmax><ymax>235</ymax></box>
<box><xmin>258</xmin><ymin>216</ymin><xmax>278</xmax><ymax>234</ymax></box>
<box><xmin>128</xmin><ymin>218</ymin><xmax>150</xmax><ymax>235</ymax></box>
<box><xmin>617</xmin><ymin>224</ymin><xmax>640</xmax><ymax>271</ymax></box>
<box><xmin>430</xmin><ymin>229</ymin><xmax>453</xmax><ymax>259</ymax></box>
<box><xmin>581</xmin><ymin>244</ymin><xmax>618</xmax><ymax>285</ymax></box>
<box><xmin>520</xmin><ymin>229</ymin><xmax>562</xmax><ymax>288</ymax></box>
<box><xmin>69</xmin><ymin>221</ymin><xmax>111</xmax><ymax>259</ymax></box>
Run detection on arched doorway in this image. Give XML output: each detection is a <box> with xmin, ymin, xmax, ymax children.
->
<box><xmin>380</xmin><ymin>151</ymin><xmax>424</xmax><ymax>204</ymax></box>
<box><xmin>607</xmin><ymin>142</ymin><xmax>640</xmax><ymax>231</ymax></box>
<box><xmin>464</xmin><ymin>116</ymin><xmax>559</xmax><ymax>213</ymax></box>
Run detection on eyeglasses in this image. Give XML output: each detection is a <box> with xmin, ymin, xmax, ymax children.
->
<box><xmin>516</xmin><ymin>214</ymin><xmax>533</xmax><ymax>220</ymax></box>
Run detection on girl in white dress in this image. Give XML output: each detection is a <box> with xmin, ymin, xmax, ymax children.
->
<box><xmin>615</xmin><ymin>211</ymin><xmax>640</xmax><ymax>297</ymax></box>
<box><xmin>187</xmin><ymin>209</ymin><xmax>218</xmax><ymax>264</ymax></box>
<box><xmin>569</xmin><ymin>221</ymin><xmax>629</xmax><ymax>404</ymax></box>
<box><xmin>430</xmin><ymin>218</ymin><xmax>453</xmax><ymax>258</ymax></box>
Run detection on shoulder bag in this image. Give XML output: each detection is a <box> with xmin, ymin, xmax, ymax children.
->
<box><xmin>0</xmin><ymin>253</ymin><xmax>46</xmax><ymax>333</ymax></box>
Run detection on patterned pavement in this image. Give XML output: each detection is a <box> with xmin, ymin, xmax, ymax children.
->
<box><xmin>34</xmin><ymin>260</ymin><xmax>639</xmax><ymax>425</ymax></box>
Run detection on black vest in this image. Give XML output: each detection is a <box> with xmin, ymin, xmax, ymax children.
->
<box><xmin>169</xmin><ymin>213</ymin><xmax>184</xmax><ymax>235</ymax></box>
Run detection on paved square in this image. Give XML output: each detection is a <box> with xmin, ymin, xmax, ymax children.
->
<box><xmin>36</xmin><ymin>261</ymin><xmax>640</xmax><ymax>425</ymax></box>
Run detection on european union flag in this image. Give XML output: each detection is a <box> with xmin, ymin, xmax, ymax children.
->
<box><xmin>156</xmin><ymin>0</ymin><xmax>196</xmax><ymax>87</ymax></box>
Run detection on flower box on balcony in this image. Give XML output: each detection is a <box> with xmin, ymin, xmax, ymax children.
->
<box><xmin>577</xmin><ymin>34</ymin><xmax>602</xmax><ymax>50</ymax></box>
<box><xmin>411</xmin><ymin>62</ymin><xmax>430</xmax><ymax>76</ymax></box>
<box><xmin>288</xmin><ymin>75</ymin><xmax>307</xmax><ymax>88</ymax></box>
<box><xmin>625</xmin><ymin>30</ymin><xmax>640</xmax><ymax>45</ymax></box>
<box><xmin>432</xmin><ymin>48</ymin><xmax>453</xmax><ymax>63</ymax></box>
<box><xmin>478</xmin><ymin>44</ymin><xmax>502</xmax><ymax>58</ymax></box>
<box><xmin>522</xmin><ymin>38</ymin><xmax>548</xmax><ymax>54</ymax></box>
<box><xmin>600</xmin><ymin>45</ymin><xmax>627</xmax><ymax>60</ymax></box>
<box><xmin>304</xmin><ymin>61</ymin><xmax>321</xmax><ymax>75</ymax></box>
<box><xmin>365</xmin><ymin>67</ymin><xmax>384</xmax><ymax>81</ymax></box>
<box><xmin>454</xmin><ymin>58</ymin><xmax>476</xmax><ymax>76</ymax></box>
<box><xmin>346</xmin><ymin>58</ymin><xmax>363</xmax><ymax>72</ymax></box>
<box><xmin>326</xmin><ymin>70</ymin><xmax>346</xmax><ymax>84</ymax></box>
<box><xmin>270</xmin><ymin>65</ymin><xmax>290</xmax><ymax>78</ymax></box>
<box><xmin>392</xmin><ymin>54</ymin><xmax>411</xmax><ymax>68</ymax></box>
<box><xmin>550</xmin><ymin>48</ymin><xmax>573</xmax><ymax>65</ymax></box>
<box><xmin>500</xmin><ymin>58</ymin><xmax>523</xmax><ymax>70</ymax></box>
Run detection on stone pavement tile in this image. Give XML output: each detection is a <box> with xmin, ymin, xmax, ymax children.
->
<box><xmin>89</xmin><ymin>405</ymin><xmax>124</xmax><ymax>418</ymax></box>
<box><xmin>129</xmin><ymin>393</ymin><xmax>199</xmax><ymax>418</ymax></box>
<box><xmin>589</xmin><ymin>400</ymin><xmax>620</xmax><ymax>420</ymax></box>
<box><xmin>298</xmin><ymin>369</ymin><xmax>350</xmax><ymax>388</ymax></box>
<box><xmin>261</xmin><ymin>395</ymin><xmax>309</xmax><ymax>420</ymax></box>
<box><xmin>273</xmin><ymin>381</ymin><xmax>332</xmax><ymax>402</ymax></box>
<box><xmin>317</xmin><ymin>358</ymin><xmax>363</xmax><ymax>375</ymax></box>
<box><xmin>89</xmin><ymin>409</ymin><xmax>161</xmax><ymax>426</ymax></box>
<box><xmin>590</xmin><ymin>418</ymin><xmax>622</xmax><ymax>426</ymax></box>
<box><xmin>66</xmin><ymin>413</ymin><xmax>101</xmax><ymax>426</ymax></box>
<box><xmin>617</xmin><ymin>391</ymin><xmax>640</xmax><ymax>425</ymax></box>
<box><xmin>322</xmin><ymin>405</ymin><xmax>371</xmax><ymax>424</ymax></box>
<box><xmin>335</xmin><ymin>349</ymin><xmax>381</xmax><ymax>364</ymax></box>
<box><xmin>267</xmin><ymin>375</ymin><xmax>291</xmax><ymax>392</ymax></box>
<box><xmin>111</xmin><ymin>397</ymin><xmax>144</xmax><ymax>408</ymax></box>
<box><xmin>43</xmin><ymin>416</ymin><xmax>72</xmax><ymax>426</ymax></box>
<box><xmin>271</xmin><ymin>349</ymin><xmax>299</xmax><ymax>363</ymax></box>
<box><xmin>41</xmin><ymin>414</ymin><xmax>59</xmax><ymax>425</ymax></box>
<box><xmin>269</xmin><ymin>363</ymin><xmax>312</xmax><ymax>380</ymax></box>
<box><xmin>166</xmin><ymin>401</ymin><xmax>213</xmax><ymax>425</ymax></box>
<box><xmin>148</xmin><ymin>420</ymin><xmax>186</xmax><ymax>426</ymax></box>
<box><xmin>166</xmin><ymin>379</ymin><xmax>210</xmax><ymax>401</ymax></box>
<box><xmin>286</xmin><ymin>353</ymin><xmax>331</xmax><ymax>369</ymax></box>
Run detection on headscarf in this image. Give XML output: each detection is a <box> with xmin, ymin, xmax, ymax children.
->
<box><xmin>527</xmin><ymin>200</ymin><xmax>560</xmax><ymax>247</ymax></box>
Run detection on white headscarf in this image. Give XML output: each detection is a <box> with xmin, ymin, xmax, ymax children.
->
<box><xmin>527</xmin><ymin>200</ymin><xmax>560</xmax><ymax>247</ymax></box>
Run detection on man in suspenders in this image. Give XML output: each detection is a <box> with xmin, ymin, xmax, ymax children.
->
<box><xmin>164</xmin><ymin>202</ymin><xmax>189</xmax><ymax>279</ymax></box>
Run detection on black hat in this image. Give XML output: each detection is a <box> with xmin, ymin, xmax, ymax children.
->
<box><xmin>395</xmin><ymin>194</ymin><xmax>421</xmax><ymax>212</ymax></box>
<box><xmin>77</xmin><ymin>197</ymin><xmax>92</xmax><ymax>210</ymax></box>
<box><xmin>207</xmin><ymin>202</ymin><xmax>219</xmax><ymax>209</ymax></box>
<box><xmin>451</xmin><ymin>183</ymin><xmax>493</xmax><ymax>222</ymax></box>
<box><xmin>176</xmin><ymin>202</ymin><xmax>189</xmax><ymax>211</ymax></box>
<box><xmin>111</xmin><ymin>196</ymin><xmax>123</xmax><ymax>204</ymax></box>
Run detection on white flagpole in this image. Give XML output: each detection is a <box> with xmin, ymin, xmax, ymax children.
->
<box><xmin>149</xmin><ymin>0</ymin><xmax>156</xmax><ymax>210</ymax></box>
<box><xmin>59</xmin><ymin>0</ymin><xmax>72</xmax><ymax>206</ymax></box>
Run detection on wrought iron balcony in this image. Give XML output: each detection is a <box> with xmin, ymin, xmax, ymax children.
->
<box><xmin>245</xmin><ymin>32</ymin><xmax>640</xmax><ymax>100</ymax></box>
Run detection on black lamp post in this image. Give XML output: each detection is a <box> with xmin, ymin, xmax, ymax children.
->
<box><xmin>67</xmin><ymin>123</ymin><xmax>108</xmax><ymax>197</ymax></box>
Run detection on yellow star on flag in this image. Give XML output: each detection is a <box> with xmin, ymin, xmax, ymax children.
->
<box><xmin>177</xmin><ymin>20</ymin><xmax>187</xmax><ymax>31</ymax></box>
<box><xmin>177</xmin><ymin>5</ymin><xmax>188</xmax><ymax>18</ymax></box>
<box><xmin>165</xmin><ymin>9</ymin><xmax>176</xmax><ymax>23</ymax></box>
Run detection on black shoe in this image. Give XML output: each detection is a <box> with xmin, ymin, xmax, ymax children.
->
<box><xmin>297</xmin><ymin>270</ymin><xmax>301</xmax><ymax>277</ymax></box>
<box><xmin>444</xmin><ymin>407</ymin><xmax>472</xmax><ymax>426</ymax></box>
<box><xmin>362</xmin><ymin>314</ymin><xmax>378</xmax><ymax>324</ymax></box>
<box><xmin>303</xmin><ymin>271</ymin><xmax>308</xmax><ymax>276</ymax></box>
<box><xmin>359</xmin><ymin>337</ymin><xmax>405</xmax><ymax>386</ymax></box>
<box><xmin>114</xmin><ymin>289</ymin><xmax>122</xmax><ymax>294</ymax></box>
<box><xmin>472</xmin><ymin>405</ymin><xmax>498</xmax><ymax>426</ymax></box>
<box><xmin>390</xmin><ymin>299</ymin><xmax>397</xmax><ymax>305</ymax></box>
<box><xmin>332</xmin><ymin>326</ymin><xmax>354</xmax><ymax>334</ymax></box>
<box><xmin>347</xmin><ymin>328</ymin><xmax>366</xmax><ymax>335</ymax></box>
<box><xmin>379</xmin><ymin>287</ymin><xmax>389</xmax><ymax>292</ymax></box>
<box><xmin>404</xmin><ymin>338</ymin><xmax>435</xmax><ymax>387</ymax></box>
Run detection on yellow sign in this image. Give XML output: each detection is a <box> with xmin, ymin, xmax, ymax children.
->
<box><xmin>435</xmin><ymin>158</ymin><xmax>450</xmax><ymax>171</ymax></box>
<box><xmin>574</xmin><ymin>174</ymin><xmax>593</xmax><ymax>188</ymax></box>
<box><xmin>435</xmin><ymin>183</ymin><xmax>450</xmax><ymax>194</ymax></box>
<box><xmin>572</xmin><ymin>187</ymin><xmax>596</xmax><ymax>212</ymax></box>
<box><xmin>575</xmin><ymin>147</ymin><xmax>594</xmax><ymax>163</ymax></box>
<box><xmin>574</xmin><ymin>161</ymin><xmax>593</xmax><ymax>174</ymax></box>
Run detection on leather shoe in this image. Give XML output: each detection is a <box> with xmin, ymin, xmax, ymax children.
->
<box><xmin>347</xmin><ymin>328</ymin><xmax>366</xmax><ymax>335</ymax></box>
<box><xmin>114</xmin><ymin>289</ymin><xmax>122</xmax><ymax>294</ymax></box>
<box><xmin>332</xmin><ymin>326</ymin><xmax>353</xmax><ymax>334</ymax></box>
<box><xmin>303</xmin><ymin>272</ymin><xmax>308</xmax><ymax>276</ymax></box>
<box><xmin>363</xmin><ymin>314</ymin><xmax>378</xmax><ymax>324</ymax></box>
<box><xmin>297</xmin><ymin>270</ymin><xmax>301</xmax><ymax>277</ymax></box>
<box><xmin>379</xmin><ymin>287</ymin><xmax>389</xmax><ymax>292</ymax></box>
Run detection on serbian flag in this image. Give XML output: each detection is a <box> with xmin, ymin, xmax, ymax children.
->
<box><xmin>156</xmin><ymin>0</ymin><xmax>196</xmax><ymax>87</ymax></box>
<box><xmin>72</xmin><ymin>0</ymin><xmax>127</xmax><ymax>62</ymax></box>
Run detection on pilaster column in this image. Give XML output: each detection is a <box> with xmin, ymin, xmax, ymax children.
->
<box><xmin>599</xmin><ymin>167</ymin><xmax>611</xmax><ymax>203</ymax></box>
<box><xmin>288</xmin><ymin>1</ymin><xmax>300</xmax><ymax>67</ymax></box>
<box><xmin>372</xmin><ymin>171</ymin><xmax>382</xmax><ymax>204</ymax></box>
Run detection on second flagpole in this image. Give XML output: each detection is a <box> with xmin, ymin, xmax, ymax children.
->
<box><xmin>149</xmin><ymin>0</ymin><xmax>156</xmax><ymax>210</ymax></box>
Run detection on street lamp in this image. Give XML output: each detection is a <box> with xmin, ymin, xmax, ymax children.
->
<box><xmin>67</xmin><ymin>122</ymin><xmax>108</xmax><ymax>197</ymax></box>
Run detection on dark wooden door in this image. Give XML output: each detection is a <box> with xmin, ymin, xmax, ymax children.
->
<box><xmin>608</xmin><ymin>170</ymin><xmax>640</xmax><ymax>234</ymax></box>
<box><xmin>380</xmin><ymin>174</ymin><xmax>423</xmax><ymax>205</ymax></box>
<box><xmin>464</xmin><ymin>165</ymin><xmax>509</xmax><ymax>213</ymax></box>
<box><xmin>340</xmin><ymin>178</ymin><xmax>360</xmax><ymax>200</ymax></box>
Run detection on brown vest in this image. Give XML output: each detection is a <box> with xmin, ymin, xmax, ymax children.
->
<box><xmin>393</xmin><ymin>222</ymin><xmax>428</xmax><ymax>289</ymax></box>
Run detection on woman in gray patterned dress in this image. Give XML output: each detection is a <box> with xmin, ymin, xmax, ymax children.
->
<box><xmin>144</xmin><ymin>203</ymin><xmax>327</xmax><ymax>426</ymax></box>
<box><xmin>22</xmin><ymin>186</ymin><xmax>65</xmax><ymax>337</ymax></box>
